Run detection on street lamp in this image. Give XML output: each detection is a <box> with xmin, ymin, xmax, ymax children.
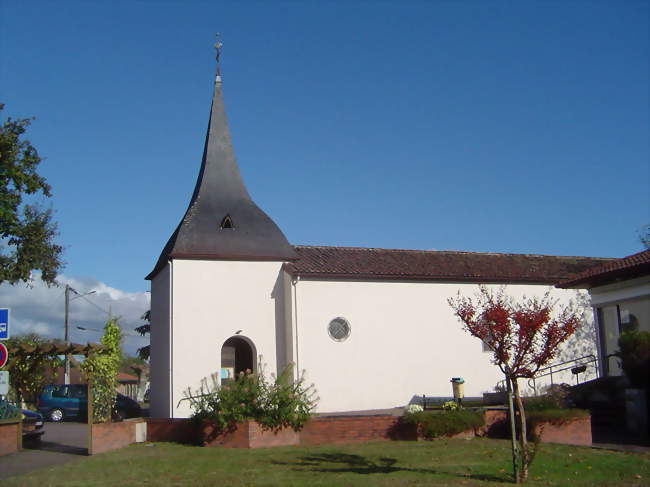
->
<box><xmin>64</xmin><ymin>285</ymin><xmax>96</xmax><ymax>383</ymax></box>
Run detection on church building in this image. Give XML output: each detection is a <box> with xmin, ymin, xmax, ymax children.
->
<box><xmin>146</xmin><ymin>60</ymin><xmax>611</xmax><ymax>419</ymax></box>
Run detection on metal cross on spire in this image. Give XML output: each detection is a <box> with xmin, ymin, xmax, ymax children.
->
<box><xmin>214</xmin><ymin>33</ymin><xmax>223</xmax><ymax>81</ymax></box>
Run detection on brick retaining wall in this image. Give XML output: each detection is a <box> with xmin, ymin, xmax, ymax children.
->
<box><xmin>201</xmin><ymin>420</ymin><xmax>300</xmax><ymax>448</ymax></box>
<box><xmin>144</xmin><ymin>411</ymin><xmax>590</xmax><ymax>449</ymax></box>
<box><xmin>146</xmin><ymin>418</ymin><xmax>195</xmax><ymax>444</ymax></box>
<box><xmin>300</xmin><ymin>415</ymin><xmax>415</xmax><ymax>446</ymax></box>
<box><xmin>0</xmin><ymin>421</ymin><xmax>20</xmax><ymax>456</ymax></box>
<box><xmin>532</xmin><ymin>416</ymin><xmax>592</xmax><ymax>446</ymax></box>
<box><xmin>90</xmin><ymin>418</ymin><xmax>146</xmax><ymax>455</ymax></box>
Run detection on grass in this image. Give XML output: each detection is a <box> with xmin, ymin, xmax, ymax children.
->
<box><xmin>4</xmin><ymin>439</ymin><xmax>649</xmax><ymax>487</ymax></box>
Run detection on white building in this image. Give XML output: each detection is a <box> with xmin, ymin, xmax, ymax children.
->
<box><xmin>147</xmin><ymin>65</ymin><xmax>612</xmax><ymax>418</ymax></box>
<box><xmin>558</xmin><ymin>249</ymin><xmax>650</xmax><ymax>378</ymax></box>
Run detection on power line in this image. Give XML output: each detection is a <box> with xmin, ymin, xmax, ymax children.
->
<box><xmin>76</xmin><ymin>325</ymin><xmax>144</xmax><ymax>339</ymax></box>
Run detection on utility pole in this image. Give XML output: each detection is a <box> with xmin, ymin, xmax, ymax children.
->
<box><xmin>64</xmin><ymin>284</ymin><xmax>70</xmax><ymax>384</ymax></box>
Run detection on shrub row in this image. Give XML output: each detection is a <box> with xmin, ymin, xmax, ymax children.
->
<box><xmin>526</xmin><ymin>408</ymin><xmax>589</xmax><ymax>428</ymax></box>
<box><xmin>404</xmin><ymin>409</ymin><xmax>485</xmax><ymax>439</ymax></box>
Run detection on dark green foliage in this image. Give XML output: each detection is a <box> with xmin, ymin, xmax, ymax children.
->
<box><xmin>618</xmin><ymin>331</ymin><xmax>650</xmax><ymax>388</ymax></box>
<box><xmin>0</xmin><ymin>104</ymin><xmax>63</xmax><ymax>285</ymax></box>
<box><xmin>81</xmin><ymin>319</ymin><xmax>122</xmax><ymax>422</ymax></box>
<box><xmin>135</xmin><ymin>310</ymin><xmax>150</xmax><ymax>360</ymax></box>
<box><xmin>403</xmin><ymin>409</ymin><xmax>485</xmax><ymax>439</ymax></box>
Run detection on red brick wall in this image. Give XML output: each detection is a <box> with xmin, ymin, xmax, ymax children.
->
<box><xmin>201</xmin><ymin>420</ymin><xmax>250</xmax><ymax>448</ymax></box>
<box><xmin>144</xmin><ymin>412</ymin><xmax>591</xmax><ymax>449</ymax></box>
<box><xmin>249</xmin><ymin>422</ymin><xmax>300</xmax><ymax>448</ymax></box>
<box><xmin>90</xmin><ymin>419</ymin><xmax>143</xmax><ymax>455</ymax></box>
<box><xmin>532</xmin><ymin>416</ymin><xmax>592</xmax><ymax>446</ymax></box>
<box><xmin>146</xmin><ymin>418</ymin><xmax>196</xmax><ymax>444</ymax></box>
<box><xmin>300</xmin><ymin>415</ymin><xmax>415</xmax><ymax>446</ymax></box>
<box><xmin>0</xmin><ymin>421</ymin><xmax>19</xmax><ymax>456</ymax></box>
<box><xmin>200</xmin><ymin>421</ymin><xmax>300</xmax><ymax>448</ymax></box>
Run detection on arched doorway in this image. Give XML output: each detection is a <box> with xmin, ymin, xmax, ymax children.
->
<box><xmin>220</xmin><ymin>336</ymin><xmax>255</xmax><ymax>383</ymax></box>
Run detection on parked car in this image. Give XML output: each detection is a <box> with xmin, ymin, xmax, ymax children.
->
<box><xmin>21</xmin><ymin>409</ymin><xmax>45</xmax><ymax>444</ymax></box>
<box><xmin>38</xmin><ymin>385</ymin><xmax>141</xmax><ymax>422</ymax></box>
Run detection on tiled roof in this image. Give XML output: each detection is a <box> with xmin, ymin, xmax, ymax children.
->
<box><xmin>285</xmin><ymin>246</ymin><xmax>614</xmax><ymax>284</ymax></box>
<box><xmin>557</xmin><ymin>249</ymin><xmax>650</xmax><ymax>289</ymax></box>
<box><xmin>117</xmin><ymin>372</ymin><xmax>139</xmax><ymax>382</ymax></box>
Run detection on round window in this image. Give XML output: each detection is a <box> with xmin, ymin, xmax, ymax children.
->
<box><xmin>328</xmin><ymin>317</ymin><xmax>351</xmax><ymax>342</ymax></box>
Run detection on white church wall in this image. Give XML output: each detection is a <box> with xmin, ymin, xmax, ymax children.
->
<box><xmin>169</xmin><ymin>259</ymin><xmax>286</xmax><ymax>418</ymax></box>
<box><xmin>149</xmin><ymin>264</ymin><xmax>171</xmax><ymax>418</ymax></box>
<box><xmin>293</xmin><ymin>279</ymin><xmax>593</xmax><ymax>412</ymax></box>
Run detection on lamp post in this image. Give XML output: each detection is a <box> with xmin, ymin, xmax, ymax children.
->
<box><xmin>64</xmin><ymin>285</ymin><xmax>96</xmax><ymax>383</ymax></box>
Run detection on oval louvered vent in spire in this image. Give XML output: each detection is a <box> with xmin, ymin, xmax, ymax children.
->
<box><xmin>220</xmin><ymin>214</ymin><xmax>234</xmax><ymax>230</ymax></box>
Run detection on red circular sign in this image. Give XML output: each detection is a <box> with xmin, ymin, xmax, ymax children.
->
<box><xmin>0</xmin><ymin>343</ymin><xmax>7</xmax><ymax>368</ymax></box>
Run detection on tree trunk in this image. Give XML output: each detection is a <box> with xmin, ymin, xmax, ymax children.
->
<box><xmin>506</xmin><ymin>376</ymin><xmax>521</xmax><ymax>483</ymax></box>
<box><xmin>512</xmin><ymin>378</ymin><xmax>529</xmax><ymax>482</ymax></box>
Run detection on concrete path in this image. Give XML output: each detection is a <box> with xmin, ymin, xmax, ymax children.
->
<box><xmin>0</xmin><ymin>422</ymin><xmax>88</xmax><ymax>480</ymax></box>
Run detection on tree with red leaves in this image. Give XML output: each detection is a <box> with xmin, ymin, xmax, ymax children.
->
<box><xmin>448</xmin><ymin>286</ymin><xmax>580</xmax><ymax>483</ymax></box>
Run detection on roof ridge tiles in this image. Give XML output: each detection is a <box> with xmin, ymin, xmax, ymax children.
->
<box><xmin>292</xmin><ymin>244</ymin><xmax>613</xmax><ymax>261</ymax></box>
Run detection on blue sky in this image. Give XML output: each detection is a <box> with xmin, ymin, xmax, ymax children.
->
<box><xmin>0</xmin><ymin>1</ymin><xmax>648</xmax><ymax>348</ymax></box>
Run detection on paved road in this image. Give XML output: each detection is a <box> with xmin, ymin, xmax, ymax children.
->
<box><xmin>0</xmin><ymin>422</ymin><xmax>88</xmax><ymax>480</ymax></box>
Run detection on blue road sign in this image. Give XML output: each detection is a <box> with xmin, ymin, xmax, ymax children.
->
<box><xmin>0</xmin><ymin>308</ymin><xmax>9</xmax><ymax>340</ymax></box>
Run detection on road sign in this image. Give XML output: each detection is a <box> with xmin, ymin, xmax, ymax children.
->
<box><xmin>0</xmin><ymin>343</ymin><xmax>7</xmax><ymax>368</ymax></box>
<box><xmin>0</xmin><ymin>308</ymin><xmax>8</xmax><ymax>340</ymax></box>
<box><xmin>0</xmin><ymin>371</ymin><xmax>8</xmax><ymax>395</ymax></box>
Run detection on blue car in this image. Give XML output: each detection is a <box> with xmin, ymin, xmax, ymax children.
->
<box><xmin>22</xmin><ymin>409</ymin><xmax>45</xmax><ymax>443</ymax></box>
<box><xmin>38</xmin><ymin>384</ymin><xmax>141</xmax><ymax>422</ymax></box>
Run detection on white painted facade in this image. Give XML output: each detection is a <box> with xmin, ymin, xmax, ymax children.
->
<box><xmin>589</xmin><ymin>275</ymin><xmax>650</xmax><ymax>377</ymax></box>
<box><xmin>150</xmin><ymin>259</ymin><xmax>595</xmax><ymax>417</ymax></box>
<box><xmin>150</xmin><ymin>259</ymin><xmax>288</xmax><ymax>418</ymax></box>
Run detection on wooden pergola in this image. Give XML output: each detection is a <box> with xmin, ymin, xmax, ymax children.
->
<box><xmin>6</xmin><ymin>341</ymin><xmax>108</xmax><ymax>455</ymax></box>
<box><xmin>6</xmin><ymin>342</ymin><xmax>106</xmax><ymax>367</ymax></box>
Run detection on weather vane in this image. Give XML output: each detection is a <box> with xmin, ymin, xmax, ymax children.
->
<box><xmin>214</xmin><ymin>33</ymin><xmax>223</xmax><ymax>80</ymax></box>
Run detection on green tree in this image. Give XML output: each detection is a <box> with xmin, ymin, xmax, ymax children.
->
<box><xmin>81</xmin><ymin>318</ymin><xmax>122</xmax><ymax>422</ymax></box>
<box><xmin>0</xmin><ymin>104</ymin><xmax>63</xmax><ymax>285</ymax></box>
<box><xmin>135</xmin><ymin>310</ymin><xmax>150</xmax><ymax>360</ymax></box>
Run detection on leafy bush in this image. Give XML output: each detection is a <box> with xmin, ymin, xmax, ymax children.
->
<box><xmin>0</xmin><ymin>400</ymin><xmax>20</xmax><ymax>421</ymax></box>
<box><xmin>526</xmin><ymin>408</ymin><xmax>589</xmax><ymax>428</ymax></box>
<box><xmin>524</xmin><ymin>384</ymin><xmax>573</xmax><ymax>412</ymax></box>
<box><xmin>403</xmin><ymin>409</ymin><xmax>484</xmax><ymax>439</ymax></box>
<box><xmin>81</xmin><ymin>318</ymin><xmax>122</xmax><ymax>422</ymax></box>
<box><xmin>618</xmin><ymin>331</ymin><xmax>650</xmax><ymax>388</ymax></box>
<box><xmin>185</xmin><ymin>363</ymin><xmax>318</xmax><ymax>434</ymax></box>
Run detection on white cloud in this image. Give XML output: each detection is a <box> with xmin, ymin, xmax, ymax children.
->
<box><xmin>0</xmin><ymin>274</ymin><xmax>150</xmax><ymax>356</ymax></box>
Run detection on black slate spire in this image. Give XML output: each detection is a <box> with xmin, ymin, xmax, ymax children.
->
<box><xmin>146</xmin><ymin>59</ymin><xmax>297</xmax><ymax>280</ymax></box>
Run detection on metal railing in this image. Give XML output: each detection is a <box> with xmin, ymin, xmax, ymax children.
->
<box><xmin>527</xmin><ymin>354</ymin><xmax>599</xmax><ymax>395</ymax></box>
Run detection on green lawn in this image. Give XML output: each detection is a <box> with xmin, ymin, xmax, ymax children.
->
<box><xmin>6</xmin><ymin>439</ymin><xmax>649</xmax><ymax>487</ymax></box>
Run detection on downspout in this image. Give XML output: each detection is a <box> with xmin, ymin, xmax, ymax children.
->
<box><xmin>292</xmin><ymin>276</ymin><xmax>300</xmax><ymax>379</ymax></box>
<box><xmin>169</xmin><ymin>259</ymin><xmax>174</xmax><ymax>418</ymax></box>
<box><xmin>592</xmin><ymin>304</ymin><xmax>605</xmax><ymax>377</ymax></box>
